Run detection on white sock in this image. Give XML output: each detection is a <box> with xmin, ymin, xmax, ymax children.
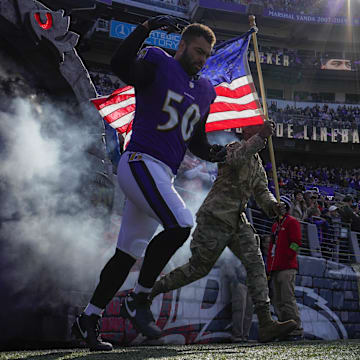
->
<box><xmin>134</xmin><ymin>283</ymin><xmax>152</xmax><ymax>294</ymax></box>
<box><xmin>84</xmin><ymin>303</ymin><xmax>103</xmax><ymax>316</ymax></box>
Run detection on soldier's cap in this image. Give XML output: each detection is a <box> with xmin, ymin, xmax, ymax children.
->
<box><xmin>343</xmin><ymin>195</ymin><xmax>353</xmax><ymax>202</ymax></box>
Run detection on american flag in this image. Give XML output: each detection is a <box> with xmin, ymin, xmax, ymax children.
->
<box><xmin>200</xmin><ymin>29</ymin><xmax>265</xmax><ymax>132</ymax></box>
<box><xmin>90</xmin><ymin>28</ymin><xmax>264</xmax><ymax>148</ymax></box>
<box><xmin>91</xmin><ymin>86</ymin><xmax>135</xmax><ymax>148</ymax></box>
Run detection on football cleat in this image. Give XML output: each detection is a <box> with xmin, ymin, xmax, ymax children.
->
<box><xmin>71</xmin><ymin>313</ymin><xmax>113</xmax><ymax>351</ymax></box>
<box><xmin>120</xmin><ymin>292</ymin><xmax>162</xmax><ymax>339</ymax></box>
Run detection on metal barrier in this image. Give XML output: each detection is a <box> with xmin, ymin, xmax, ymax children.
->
<box><xmin>300</xmin><ymin>221</ymin><xmax>314</xmax><ymax>257</ymax></box>
<box><xmin>249</xmin><ymin>208</ymin><xmax>359</xmax><ymax>264</ymax></box>
<box><xmin>308</xmin><ymin>218</ymin><xmax>353</xmax><ymax>263</ymax></box>
<box><xmin>350</xmin><ymin>231</ymin><xmax>360</xmax><ymax>263</ymax></box>
<box><xmin>169</xmin><ymin>184</ymin><xmax>360</xmax><ymax>264</ymax></box>
<box><xmin>246</xmin><ymin>208</ymin><xmax>273</xmax><ymax>236</ymax></box>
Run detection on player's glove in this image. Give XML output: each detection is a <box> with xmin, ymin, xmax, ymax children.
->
<box><xmin>147</xmin><ymin>15</ymin><xmax>190</xmax><ymax>34</ymax></box>
<box><xmin>209</xmin><ymin>144</ymin><xmax>227</xmax><ymax>163</ymax></box>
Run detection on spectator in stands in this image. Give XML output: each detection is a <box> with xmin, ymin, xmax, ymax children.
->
<box><xmin>312</xmin><ymin>208</ymin><xmax>333</xmax><ymax>259</ymax></box>
<box><xmin>323</xmin><ymin>205</ymin><xmax>342</xmax><ymax>260</ymax></box>
<box><xmin>316</xmin><ymin>194</ymin><xmax>326</xmax><ymax>213</ymax></box>
<box><xmin>290</xmin><ymin>190</ymin><xmax>307</xmax><ymax>221</ymax></box>
<box><xmin>268</xmin><ymin>163</ymin><xmax>360</xmax><ymax>203</ymax></box>
<box><xmin>270</xmin><ymin>104</ymin><xmax>360</xmax><ymax>130</ymax></box>
<box><xmin>267</xmin><ymin>195</ymin><xmax>303</xmax><ymax>341</ymax></box>
<box><xmin>351</xmin><ymin>201</ymin><xmax>360</xmax><ymax>215</ymax></box>
<box><xmin>328</xmin><ymin>205</ymin><xmax>340</xmax><ymax>222</ymax></box>
<box><xmin>303</xmin><ymin>190</ymin><xmax>313</xmax><ymax>209</ymax></box>
<box><xmin>304</xmin><ymin>197</ymin><xmax>321</xmax><ymax>221</ymax></box>
<box><xmin>326</xmin><ymin>205</ymin><xmax>342</xmax><ymax>235</ymax></box>
<box><xmin>338</xmin><ymin>195</ymin><xmax>360</xmax><ymax>232</ymax></box>
<box><xmin>220</xmin><ymin>256</ymin><xmax>254</xmax><ymax>343</ymax></box>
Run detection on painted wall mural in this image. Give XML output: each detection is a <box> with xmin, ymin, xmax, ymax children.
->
<box><xmin>100</xmin><ymin>255</ymin><xmax>360</xmax><ymax>344</ymax></box>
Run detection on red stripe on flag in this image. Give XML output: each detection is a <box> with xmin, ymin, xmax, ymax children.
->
<box><xmin>91</xmin><ymin>96</ymin><xmax>110</xmax><ymax>109</ymax></box>
<box><xmin>126</xmin><ymin>120</ymin><xmax>133</xmax><ymax>133</ymax></box>
<box><xmin>114</xmin><ymin>122</ymin><xmax>132</xmax><ymax>134</ymax></box>
<box><xmin>111</xmin><ymin>86</ymin><xmax>134</xmax><ymax>95</ymax></box>
<box><xmin>215</xmin><ymin>83</ymin><xmax>255</xmax><ymax>98</ymax></box>
<box><xmin>98</xmin><ymin>94</ymin><xmax>135</xmax><ymax>110</ymax></box>
<box><xmin>122</xmin><ymin>119</ymin><xmax>133</xmax><ymax>149</ymax></box>
<box><xmin>90</xmin><ymin>87</ymin><xmax>134</xmax><ymax>110</ymax></box>
<box><xmin>210</xmin><ymin>100</ymin><xmax>260</xmax><ymax>114</ymax></box>
<box><xmin>205</xmin><ymin>116</ymin><xmax>264</xmax><ymax>132</ymax></box>
<box><xmin>104</xmin><ymin>104</ymin><xmax>136</xmax><ymax>123</ymax></box>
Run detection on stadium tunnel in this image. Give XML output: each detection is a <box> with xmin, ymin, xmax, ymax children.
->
<box><xmin>0</xmin><ymin>0</ymin><xmax>114</xmax><ymax>349</ymax></box>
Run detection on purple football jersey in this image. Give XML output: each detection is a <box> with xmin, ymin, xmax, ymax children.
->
<box><xmin>126</xmin><ymin>47</ymin><xmax>216</xmax><ymax>174</ymax></box>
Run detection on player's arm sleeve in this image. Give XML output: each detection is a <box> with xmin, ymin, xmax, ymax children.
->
<box><xmin>187</xmin><ymin>112</ymin><xmax>212</xmax><ymax>161</ymax></box>
<box><xmin>110</xmin><ymin>24</ymin><xmax>156</xmax><ymax>88</ymax></box>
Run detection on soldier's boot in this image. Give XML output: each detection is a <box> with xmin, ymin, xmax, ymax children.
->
<box><xmin>256</xmin><ymin>306</ymin><xmax>297</xmax><ymax>343</ymax></box>
<box><xmin>149</xmin><ymin>279</ymin><xmax>167</xmax><ymax>301</ymax></box>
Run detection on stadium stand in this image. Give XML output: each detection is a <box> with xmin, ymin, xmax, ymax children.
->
<box><xmin>223</xmin><ymin>0</ymin><xmax>360</xmax><ymax>17</ymax></box>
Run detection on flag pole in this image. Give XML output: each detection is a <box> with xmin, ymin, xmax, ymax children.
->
<box><xmin>249</xmin><ymin>15</ymin><xmax>280</xmax><ymax>202</ymax></box>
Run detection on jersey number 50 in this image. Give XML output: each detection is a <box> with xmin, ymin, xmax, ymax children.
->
<box><xmin>157</xmin><ymin>90</ymin><xmax>201</xmax><ymax>141</ymax></box>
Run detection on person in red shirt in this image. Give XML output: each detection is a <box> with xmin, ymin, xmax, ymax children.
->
<box><xmin>267</xmin><ymin>195</ymin><xmax>304</xmax><ymax>340</ymax></box>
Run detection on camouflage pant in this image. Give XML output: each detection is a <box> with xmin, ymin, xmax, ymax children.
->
<box><xmin>152</xmin><ymin>213</ymin><xmax>270</xmax><ymax>310</ymax></box>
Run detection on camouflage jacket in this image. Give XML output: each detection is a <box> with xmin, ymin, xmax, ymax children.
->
<box><xmin>197</xmin><ymin>134</ymin><xmax>277</xmax><ymax>229</ymax></box>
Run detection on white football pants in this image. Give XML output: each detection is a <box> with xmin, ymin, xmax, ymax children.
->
<box><xmin>116</xmin><ymin>151</ymin><xmax>194</xmax><ymax>258</ymax></box>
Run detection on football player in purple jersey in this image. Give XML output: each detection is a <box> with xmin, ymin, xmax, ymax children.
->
<box><xmin>71</xmin><ymin>16</ymin><xmax>226</xmax><ymax>351</ymax></box>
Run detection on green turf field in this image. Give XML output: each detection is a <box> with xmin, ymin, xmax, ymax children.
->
<box><xmin>1</xmin><ymin>340</ymin><xmax>360</xmax><ymax>360</ymax></box>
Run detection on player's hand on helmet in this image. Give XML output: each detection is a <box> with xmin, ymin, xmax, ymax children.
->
<box><xmin>258</xmin><ymin>120</ymin><xmax>275</xmax><ymax>139</ymax></box>
<box><xmin>272</xmin><ymin>201</ymin><xmax>287</xmax><ymax>217</ymax></box>
<box><xmin>145</xmin><ymin>15</ymin><xmax>189</xmax><ymax>34</ymax></box>
<box><xmin>209</xmin><ymin>144</ymin><xmax>227</xmax><ymax>163</ymax></box>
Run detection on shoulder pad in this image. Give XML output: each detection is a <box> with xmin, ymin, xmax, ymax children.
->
<box><xmin>137</xmin><ymin>46</ymin><xmax>171</xmax><ymax>62</ymax></box>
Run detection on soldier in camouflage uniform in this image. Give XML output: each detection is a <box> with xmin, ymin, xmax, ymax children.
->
<box><xmin>151</xmin><ymin>121</ymin><xmax>297</xmax><ymax>342</ymax></box>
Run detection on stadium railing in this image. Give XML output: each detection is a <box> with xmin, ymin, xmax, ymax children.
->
<box><xmin>249</xmin><ymin>208</ymin><xmax>359</xmax><ymax>265</ymax></box>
